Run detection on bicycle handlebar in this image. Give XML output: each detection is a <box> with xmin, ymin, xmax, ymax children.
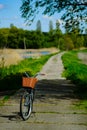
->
<box><xmin>24</xmin><ymin>72</ymin><xmax>45</xmax><ymax>78</ymax></box>
<box><xmin>24</xmin><ymin>72</ymin><xmax>30</xmax><ymax>77</ymax></box>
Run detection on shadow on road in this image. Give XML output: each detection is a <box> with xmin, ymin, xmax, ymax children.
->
<box><xmin>0</xmin><ymin>78</ymin><xmax>77</xmax><ymax>122</ymax></box>
<box><xmin>35</xmin><ymin>79</ymin><xmax>77</xmax><ymax>101</ymax></box>
<box><xmin>0</xmin><ymin>112</ymin><xmax>22</xmax><ymax>121</ymax></box>
<box><xmin>0</xmin><ymin>78</ymin><xmax>77</xmax><ymax>100</ymax></box>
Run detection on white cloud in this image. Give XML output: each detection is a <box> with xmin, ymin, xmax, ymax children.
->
<box><xmin>0</xmin><ymin>4</ymin><xmax>4</xmax><ymax>9</ymax></box>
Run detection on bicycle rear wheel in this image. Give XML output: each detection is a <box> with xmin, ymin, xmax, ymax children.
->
<box><xmin>20</xmin><ymin>91</ymin><xmax>33</xmax><ymax>120</ymax></box>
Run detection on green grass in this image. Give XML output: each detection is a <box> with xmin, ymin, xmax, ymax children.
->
<box><xmin>62</xmin><ymin>50</ymin><xmax>87</xmax><ymax>98</ymax></box>
<box><xmin>0</xmin><ymin>95</ymin><xmax>10</xmax><ymax>106</ymax></box>
<box><xmin>75</xmin><ymin>100</ymin><xmax>87</xmax><ymax>110</ymax></box>
<box><xmin>62</xmin><ymin>50</ymin><xmax>87</xmax><ymax>87</ymax></box>
<box><xmin>62</xmin><ymin>49</ymin><xmax>87</xmax><ymax>110</ymax></box>
<box><xmin>0</xmin><ymin>53</ymin><xmax>56</xmax><ymax>91</ymax></box>
<box><xmin>80</xmin><ymin>49</ymin><xmax>87</xmax><ymax>53</ymax></box>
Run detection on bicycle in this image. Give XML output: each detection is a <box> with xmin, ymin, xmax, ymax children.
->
<box><xmin>20</xmin><ymin>72</ymin><xmax>44</xmax><ymax>121</ymax></box>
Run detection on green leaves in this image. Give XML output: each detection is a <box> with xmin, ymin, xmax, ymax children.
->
<box><xmin>20</xmin><ymin>0</ymin><xmax>87</xmax><ymax>32</ymax></box>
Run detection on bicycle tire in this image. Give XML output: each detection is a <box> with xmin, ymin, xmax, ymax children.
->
<box><xmin>20</xmin><ymin>91</ymin><xmax>33</xmax><ymax>120</ymax></box>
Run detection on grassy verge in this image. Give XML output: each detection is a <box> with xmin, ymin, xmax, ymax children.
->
<box><xmin>62</xmin><ymin>50</ymin><xmax>87</xmax><ymax>89</ymax></box>
<box><xmin>62</xmin><ymin>50</ymin><xmax>87</xmax><ymax>109</ymax></box>
<box><xmin>0</xmin><ymin>95</ymin><xmax>10</xmax><ymax>106</ymax></box>
<box><xmin>0</xmin><ymin>53</ymin><xmax>56</xmax><ymax>91</ymax></box>
<box><xmin>75</xmin><ymin>100</ymin><xmax>87</xmax><ymax>110</ymax></box>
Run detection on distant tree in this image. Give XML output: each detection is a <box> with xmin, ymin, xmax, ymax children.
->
<box><xmin>47</xmin><ymin>20</ymin><xmax>54</xmax><ymax>47</ymax></box>
<box><xmin>84</xmin><ymin>34</ymin><xmax>87</xmax><ymax>47</ymax></box>
<box><xmin>76</xmin><ymin>36</ymin><xmax>84</xmax><ymax>48</ymax></box>
<box><xmin>0</xmin><ymin>31</ymin><xmax>6</xmax><ymax>48</ymax></box>
<box><xmin>10</xmin><ymin>23</ymin><xmax>15</xmax><ymax>28</ymax></box>
<box><xmin>53</xmin><ymin>20</ymin><xmax>63</xmax><ymax>48</ymax></box>
<box><xmin>49</xmin><ymin>20</ymin><xmax>53</xmax><ymax>33</ymax></box>
<box><xmin>56</xmin><ymin>20</ymin><xmax>60</xmax><ymax>30</ymax></box>
<box><xmin>55</xmin><ymin>20</ymin><xmax>62</xmax><ymax>35</ymax></box>
<box><xmin>58</xmin><ymin>38</ymin><xmax>66</xmax><ymax>50</ymax></box>
<box><xmin>8</xmin><ymin>26</ymin><xmax>19</xmax><ymax>48</ymax></box>
<box><xmin>36</xmin><ymin>20</ymin><xmax>42</xmax><ymax>33</ymax></box>
<box><xmin>64</xmin><ymin>35</ymin><xmax>74</xmax><ymax>50</ymax></box>
<box><xmin>18</xmin><ymin>28</ymin><xmax>25</xmax><ymax>48</ymax></box>
<box><xmin>85</xmin><ymin>28</ymin><xmax>87</xmax><ymax>34</ymax></box>
<box><xmin>70</xmin><ymin>27</ymin><xmax>84</xmax><ymax>48</ymax></box>
<box><xmin>0</xmin><ymin>28</ymin><xmax>9</xmax><ymax>48</ymax></box>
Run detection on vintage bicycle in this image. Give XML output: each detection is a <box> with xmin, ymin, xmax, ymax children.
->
<box><xmin>20</xmin><ymin>72</ymin><xmax>44</xmax><ymax>121</ymax></box>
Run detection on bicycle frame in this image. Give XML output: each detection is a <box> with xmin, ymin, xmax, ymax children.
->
<box><xmin>20</xmin><ymin>72</ymin><xmax>45</xmax><ymax>120</ymax></box>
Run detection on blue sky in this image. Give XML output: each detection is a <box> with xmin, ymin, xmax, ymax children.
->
<box><xmin>0</xmin><ymin>0</ymin><xmax>64</xmax><ymax>32</ymax></box>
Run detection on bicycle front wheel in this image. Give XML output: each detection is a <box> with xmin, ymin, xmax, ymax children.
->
<box><xmin>20</xmin><ymin>91</ymin><xmax>33</xmax><ymax>120</ymax></box>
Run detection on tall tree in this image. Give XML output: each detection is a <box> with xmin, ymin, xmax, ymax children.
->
<box><xmin>36</xmin><ymin>20</ymin><xmax>42</xmax><ymax>32</ymax></box>
<box><xmin>20</xmin><ymin>0</ymin><xmax>87</xmax><ymax>32</ymax></box>
<box><xmin>55</xmin><ymin>20</ymin><xmax>62</xmax><ymax>34</ymax></box>
<box><xmin>54</xmin><ymin>20</ymin><xmax>62</xmax><ymax>48</ymax></box>
<box><xmin>56</xmin><ymin>20</ymin><xmax>60</xmax><ymax>30</ymax></box>
<box><xmin>49</xmin><ymin>20</ymin><xmax>53</xmax><ymax>33</ymax></box>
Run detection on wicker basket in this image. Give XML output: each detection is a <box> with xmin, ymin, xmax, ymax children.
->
<box><xmin>22</xmin><ymin>77</ymin><xmax>38</xmax><ymax>89</ymax></box>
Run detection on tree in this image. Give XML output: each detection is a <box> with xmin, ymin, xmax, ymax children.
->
<box><xmin>36</xmin><ymin>20</ymin><xmax>42</xmax><ymax>32</ymax></box>
<box><xmin>53</xmin><ymin>20</ymin><xmax>63</xmax><ymax>48</ymax></box>
<box><xmin>8</xmin><ymin>25</ymin><xmax>19</xmax><ymax>48</ymax></box>
<box><xmin>56</xmin><ymin>20</ymin><xmax>60</xmax><ymax>31</ymax></box>
<box><xmin>70</xmin><ymin>28</ymin><xmax>82</xmax><ymax>48</ymax></box>
<box><xmin>55</xmin><ymin>20</ymin><xmax>62</xmax><ymax>35</ymax></box>
<box><xmin>64</xmin><ymin>35</ymin><xmax>74</xmax><ymax>50</ymax></box>
<box><xmin>84</xmin><ymin>34</ymin><xmax>87</xmax><ymax>47</ymax></box>
<box><xmin>85</xmin><ymin>28</ymin><xmax>87</xmax><ymax>34</ymax></box>
<box><xmin>0</xmin><ymin>28</ymin><xmax>9</xmax><ymax>48</ymax></box>
<box><xmin>49</xmin><ymin>20</ymin><xmax>53</xmax><ymax>33</ymax></box>
<box><xmin>20</xmin><ymin>0</ymin><xmax>87</xmax><ymax>32</ymax></box>
<box><xmin>76</xmin><ymin>36</ymin><xmax>84</xmax><ymax>48</ymax></box>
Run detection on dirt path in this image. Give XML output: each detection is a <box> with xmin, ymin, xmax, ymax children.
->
<box><xmin>0</xmin><ymin>52</ymin><xmax>87</xmax><ymax>130</ymax></box>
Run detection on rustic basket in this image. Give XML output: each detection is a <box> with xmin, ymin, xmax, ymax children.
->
<box><xmin>22</xmin><ymin>77</ymin><xmax>38</xmax><ymax>89</ymax></box>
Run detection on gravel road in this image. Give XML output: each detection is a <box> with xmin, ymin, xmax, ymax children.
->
<box><xmin>0</xmin><ymin>52</ymin><xmax>87</xmax><ymax>130</ymax></box>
